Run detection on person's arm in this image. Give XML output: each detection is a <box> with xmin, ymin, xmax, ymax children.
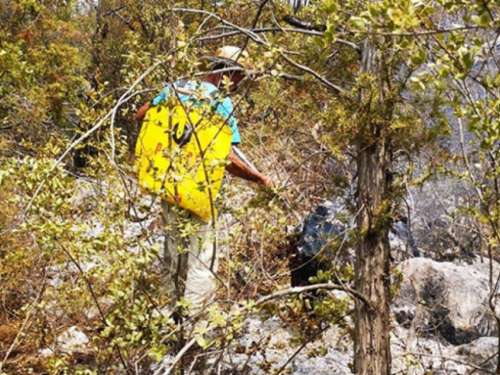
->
<box><xmin>226</xmin><ymin>147</ymin><xmax>274</xmax><ymax>187</ymax></box>
<box><xmin>136</xmin><ymin>101</ymin><xmax>151</xmax><ymax>121</ymax></box>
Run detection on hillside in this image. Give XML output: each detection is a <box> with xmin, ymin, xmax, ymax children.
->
<box><xmin>2</xmin><ymin>1</ymin><xmax>500</xmax><ymax>374</ymax></box>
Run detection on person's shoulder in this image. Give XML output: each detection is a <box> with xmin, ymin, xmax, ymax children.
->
<box><xmin>221</xmin><ymin>95</ymin><xmax>234</xmax><ymax>108</ymax></box>
<box><xmin>199</xmin><ymin>81</ymin><xmax>217</xmax><ymax>91</ymax></box>
<box><xmin>174</xmin><ymin>79</ymin><xmax>197</xmax><ymax>90</ymax></box>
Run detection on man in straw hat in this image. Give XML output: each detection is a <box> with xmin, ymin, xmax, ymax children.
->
<box><xmin>136</xmin><ymin>46</ymin><xmax>274</xmax><ymax>320</ymax></box>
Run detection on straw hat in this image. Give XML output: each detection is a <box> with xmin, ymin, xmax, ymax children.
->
<box><xmin>207</xmin><ymin>46</ymin><xmax>253</xmax><ymax>74</ymax></box>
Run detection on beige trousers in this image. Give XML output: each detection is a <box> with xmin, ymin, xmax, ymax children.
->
<box><xmin>160</xmin><ymin>201</ymin><xmax>219</xmax><ymax>316</ymax></box>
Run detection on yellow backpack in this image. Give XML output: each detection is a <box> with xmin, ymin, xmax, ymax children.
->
<box><xmin>134</xmin><ymin>90</ymin><xmax>233</xmax><ymax>221</ymax></box>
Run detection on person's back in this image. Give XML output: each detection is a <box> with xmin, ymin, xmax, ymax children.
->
<box><xmin>135</xmin><ymin>46</ymin><xmax>275</xmax><ymax>320</ymax></box>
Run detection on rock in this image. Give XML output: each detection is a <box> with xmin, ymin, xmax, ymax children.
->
<box><xmin>454</xmin><ymin>336</ymin><xmax>498</xmax><ymax>373</ymax></box>
<box><xmin>389</xmin><ymin>218</ymin><xmax>420</xmax><ymax>261</ymax></box>
<box><xmin>391</xmin><ymin>325</ymin><xmax>459</xmax><ymax>375</ymax></box>
<box><xmin>393</xmin><ymin>258</ymin><xmax>500</xmax><ymax>345</ymax></box>
<box><xmin>412</xmin><ymin>214</ymin><xmax>479</xmax><ymax>262</ymax></box>
<box><xmin>390</xmin><ymin>325</ymin><xmax>498</xmax><ymax>375</ymax></box>
<box><xmin>38</xmin><ymin>348</ymin><xmax>55</xmax><ymax>358</ymax></box>
<box><xmin>289</xmin><ymin>200</ymin><xmax>349</xmax><ymax>287</ymax></box>
<box><xmin>83</xmin><ymin>297</ymin><xmax>114</xmax><ymax>321</ymax></box>
<box><xmin>290</xmin><ymin>200</ymin><xmax>419</xmax><ymax>287</ymax></box>
<box><xmin>156</xmin><ymin>310</ymin><xmax>495</xmax><ymax>375</ymax></box>
<box><xmin>70</xmin><ymin>179</ymin><xmax>98</xmax><ymax>213</ymax></box>
<box><xmin>222</xmin><ymin>315</ymin><xmax>352</xmax><ymax>375</ymax></box>
<box><xmin>56</xmin><ymin>326</ymin><xmax>89</xmax><ymax>353</ymax></box>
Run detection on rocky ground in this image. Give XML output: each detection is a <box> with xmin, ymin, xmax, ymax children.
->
<box><xmin>147</xmin><ymin>259</ymin><xmax>500</xmax><ymax>374</ymax></box>
<box><xmin>50</xmin><ymin>191</ymin><xmax>500</xmax><ymax>374</ymax></box>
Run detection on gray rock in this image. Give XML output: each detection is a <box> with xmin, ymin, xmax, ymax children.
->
<box><xmin>391</xmin><ymin>325</ymin><xmax>490</xmax><ymax>375</ymax></box>
<box><xmin>454</xmin><ymin>336</ymin><xmax>498</xmax><ymax>373</ymax></box>
<box><xmin>56</xmin><ymin>326</ymin><xmax>89</xmax><ymax>354</ymax></box>
<box><xmin>389</xmin><ymin>219</ymin><xmax>420</xmax><ymax>261</ymax></box>
<box><xmin>38</xmin><ymin>348</ymin><xmax>55</xmax><ymax>358</ymax></box>
<box><xmin>289</xmin><ymin>200</ymin><xmax>419</xmax><ymax>288</ymax></box>
<box><xmin>70</xmin><ymin>179</ymin><xmax>98</xmax><ymax>213</ymax></box>
<box><xmin>83</xmin><ymin>296</ymin><xmax>114</xmax><ymax>321</ymax></box>
<box><xmin>393</xmin><ymin>258</ymin><xmax>500</xmax><ymax>345</ymax></box>
<box><xmin>222</xmin><ymin>315</ymin><xmax>351</xmax><ymax>375</ymax></box>
<box><xmin>289</xmin><ymin>199</ymin><xmax>351</xmax><ymax>287</ymax></box>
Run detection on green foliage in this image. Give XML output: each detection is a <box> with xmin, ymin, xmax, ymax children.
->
<box><xmin>0</xmin><ymin>1</ymin><xmax>89</xmax><ymax>149</ymax></box>
<box><xmin>3</xmin><ymin>0</ymin><xmax>500</xmax><ymax>373</ymax></box>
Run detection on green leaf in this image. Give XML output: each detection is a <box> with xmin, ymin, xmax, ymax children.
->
<box><xmin>438</xmin><ymin>65</ymin><xmax>450</xmax><ymax>78</ymax></box>
<box><xmin>434</xmin><ymin>80</ymin><xmax>446</xmax><ymax>91</ymax></box>
<box><xmin>313</xmin><ymin>37</ymin><xmax>326</xmax><ymax>49</ymax></box>
<box><xmin>325</xmin><ymin>30</ymin><xmax>334</xmax><ymax>45</ymax></box>
<box><xmin>462</xmin><ymin>52</ymin><xmax>474</xmax><ymax>70</ymax></box>
<box><xmin>368</xmin><ymin>5</ymin><xmax>379</xmax><ymax>19</ymax></box>
<box><xmin>195</xmin><ymin>335</ymin><xmax>213</xmax><ymax>349</ymax></box>
<box><xmin>480</xmin><ymin>138</ymin><xmax>492</xmax><ymax>150</ymax></box>
<box><xmin>410</xmin><ymin>49</ymin><xmax>427</xmax><ymax>65</ymax></box>
<box><xmin>471</xmin><ymin>13</ymin><xmax>490</xmax><ymax>28</ymax></box>
<box><xmin>349</xmin><ymin>17</ymin><xmax>368</xmax><ymax>31</ymax></box>
<box><xmin>323</xmin><ymin>0</ymin><xmax>337</xmax><ymax>14</ymax></box>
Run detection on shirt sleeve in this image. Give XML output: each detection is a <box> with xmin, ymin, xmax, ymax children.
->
<box><xmin>152</xmin><ymin>86</ymin><xmax>171</xmax><ymax>106</ymax></box>
<box><xmin>216</xmin><ymin>97</ymin><xmax>241</xmax><ymax>145</ymax></box>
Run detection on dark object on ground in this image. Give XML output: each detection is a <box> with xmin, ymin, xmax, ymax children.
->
<box><xmin>289</xmin><ymin>200</ymin><xmax>349</xmax><ymax>287</ymax></box>
<box><xmin>283</xmin><ymin>15</ymin><xmax>326</xmax><ymax>32</ymax></box>
<box><xmin>289</xmin><ymin>200</ymin><xmax>420</xmax><ymax>287</ymax></box>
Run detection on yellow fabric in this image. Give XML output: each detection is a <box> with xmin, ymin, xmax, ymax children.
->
<box><xmin>135</xmin><ymin>101</ymin><xmax>233</xmax><ymax>221</ymax></box>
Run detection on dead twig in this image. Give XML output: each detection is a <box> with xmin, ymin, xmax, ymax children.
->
<box><xmin>0</xmin><ymin>254</ymin><xmax>48</xmax><ymax>370</ymax></box>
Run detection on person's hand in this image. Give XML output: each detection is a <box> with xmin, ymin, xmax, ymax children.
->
<box><xmin>259</xmin><ymin>174</ymin><xmax>275</xmax><ymax>188</ymax></box>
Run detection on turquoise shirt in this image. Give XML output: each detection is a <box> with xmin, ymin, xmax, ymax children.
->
<box><xmin>151</xmin><ymin>80</ymin><xmax>241</xmax><ymax>145</ymax></box>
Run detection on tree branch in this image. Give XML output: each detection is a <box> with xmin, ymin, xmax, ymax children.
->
<box><xmin>57</xmin><ymin>240</ymin><xmax>132</xmax><ymax>374</ymax></box>
<box><xmin>280</xmin><ymin>53</ymin><xmax>351</xmax><ymax>95</ymax></box>
<box><xmin>275</xmin><ymin>323</ymin><xmax>331</xmax><ymax>375</ymax></box>
<box><xmin>241</xmin><ymin>0</ymin><xmax>271</xmax><ymax>53</ymax></box>
<box><xmin>152</xmin><ymin>282</ymin><xmax>367</xmax><ymax>375</ymax></box>
<box><xmin>254</xmin><ymin>283</ymin><xmax>372</xmax><ymax>309</ymax></box>
<box><xmin>172</xmin><ymin>7</ymin><xmax>266</xmax><ymax>45</ymax></box>
<box><xmin>197</xmin><ymin>27</ymin><xmax>359</xmax><ymax>51</ymax></box>
<box><xmin>57</xmin><ymin>240</ymin><xmax>108</xmax><ymax>326</ymax></box>
<box><xmin>154</xmin><ymin>337</ymin><xmax>197</xmax><ymax>375</ymax></box>
<box><xmin>174</xmin><ymin>7</ymin><xmax>351</xmax><ymax>96</ymax></box>
<box><xmin>102</xmin><ymin>5</ymin><xmax>127</xmax><ymax>17</ymax></box>
<box><xmin>0</xmin><ymin>257</ymin><xmax>48</xmax><ymax>370</ymax></box>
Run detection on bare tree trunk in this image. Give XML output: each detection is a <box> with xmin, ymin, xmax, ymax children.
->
<box><xmin>353</xmin><ymin>39</ymin><xmax>393</xmax><ymax>375</ymax></box>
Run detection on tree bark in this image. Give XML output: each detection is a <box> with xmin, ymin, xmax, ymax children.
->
<box><xmin>353</xmin><ymin>39</ymin><xmax>393</xmax><ymax>375</ymax></box>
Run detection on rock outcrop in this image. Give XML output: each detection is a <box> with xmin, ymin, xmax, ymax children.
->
<box><xmin>393</xmin><ymin>258</ymin><xmax>499</xmax><ymax>345</ymax></box>
<box><xmin>289</xmin><ymin>200</ymin><xmax>419</xmax><ymax>287</ymax></box>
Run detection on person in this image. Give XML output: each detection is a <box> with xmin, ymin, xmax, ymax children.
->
<box><xmin>136</xmin><ymin>46</ymin><xmax>274</xmax><ymax>319</ymax></box>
